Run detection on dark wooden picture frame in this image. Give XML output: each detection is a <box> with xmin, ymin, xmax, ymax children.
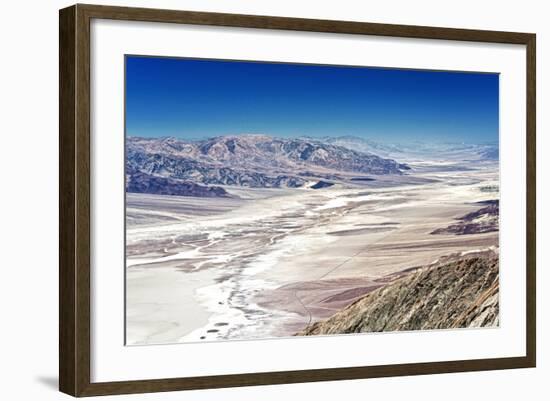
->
<box><xmin>59</xmin><ymin>3</ymin><xmax>536</xmax><ymax>397</ymax></box>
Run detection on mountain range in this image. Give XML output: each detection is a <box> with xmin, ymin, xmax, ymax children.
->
<box><xmin>126</xmin><ymin>135</ymin><xmax>410</xmax><ymax>196</ymax></box>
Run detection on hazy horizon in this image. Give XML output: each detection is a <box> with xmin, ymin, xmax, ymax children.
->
<box><xmin>126</xmin><ymin>56</ymin><xmax>499</xmax><ymax>144</ymax></box>
<box><xmin>127</xmin><ymin>132</ymin><xmax>499</xmax><ymax>146</ymax></box>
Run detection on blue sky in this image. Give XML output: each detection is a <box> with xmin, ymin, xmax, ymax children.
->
<box><xmin>126</xmin><ymin>56</ymin><xmax>499</xmax><ymax>144</ymax></box>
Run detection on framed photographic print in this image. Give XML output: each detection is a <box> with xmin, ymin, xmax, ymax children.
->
<box><xmin>59</xmin><ymin>4</ymin><xmax>536</xmax><ymax>397</ymax></box>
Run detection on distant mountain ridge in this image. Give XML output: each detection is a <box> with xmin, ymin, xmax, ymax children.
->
<box><xmin>316</xmin><ymin>135</ymin><xmax>499</xmax><ymax>162</ymax></box>
<box><xmin>126</xmin><ymin>135</ymin><xmax>410</xmax><ymax>194</ymax></box>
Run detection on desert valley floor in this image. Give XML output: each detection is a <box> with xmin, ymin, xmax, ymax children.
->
<box><xmin>125</xmin><ymin>158</ymin><xmax>499</xmax><ymax>345</ymax></box>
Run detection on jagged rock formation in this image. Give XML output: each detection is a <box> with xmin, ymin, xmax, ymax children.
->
<box><xmin>126</xmin><ymin>135</ymin><xmax>409</xmax><ymax>191</ymax></box>
<box><xmin>431</xmin><ymin>200</ymin><xmax>499</xmax><ymax>235</ymax></box>
<box><xmin>297</xmin><ymin>251</ymin><xmax>499</xmax><ymax>335</ymax></box>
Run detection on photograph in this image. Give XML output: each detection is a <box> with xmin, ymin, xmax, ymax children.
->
<box><xmin>124</xmin><ymin>55</ymin><xmax>500</xmax><ymax>345</ymax></box>
<box><xmin>1</xmin><ymin>0</ymin><xmax>543</xmax><ymax>398</ymax></box>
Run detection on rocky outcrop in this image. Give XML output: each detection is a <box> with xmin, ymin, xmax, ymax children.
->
<box><xmin>431</xmin><ymin>200</ymin><xmax>499</xmax><ymax>235</ymax></box>
<box><xmin>126</xmin><ymin>171</ymin><xmax>229</xmax><ymax>197</ymax></box>
<box><xmin>310</xmin><ymin>180</ymin><xmax>334</xmax><ymax>189</ymax></box>
<box><xmin>297</xmin><ymin>251</ymin><xmax>499</xmax><ymax>336</ymax></box>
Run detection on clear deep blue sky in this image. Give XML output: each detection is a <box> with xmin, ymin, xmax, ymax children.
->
<box><xmin>126</xmin><ymin>56</ymin><xmax>499</xmax><ymax>143</ymax></box>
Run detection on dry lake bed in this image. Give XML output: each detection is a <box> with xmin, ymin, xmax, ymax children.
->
<box><xmin>125</xmin><ymin>161</ymin><xmax>499</xmax><ymax>345</ymax></box>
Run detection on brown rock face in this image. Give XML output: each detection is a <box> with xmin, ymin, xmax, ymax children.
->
<box><xmin>298</xmin><ymin>252</ymin><xmax>499</xmax><ymax>336</ymax></box>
